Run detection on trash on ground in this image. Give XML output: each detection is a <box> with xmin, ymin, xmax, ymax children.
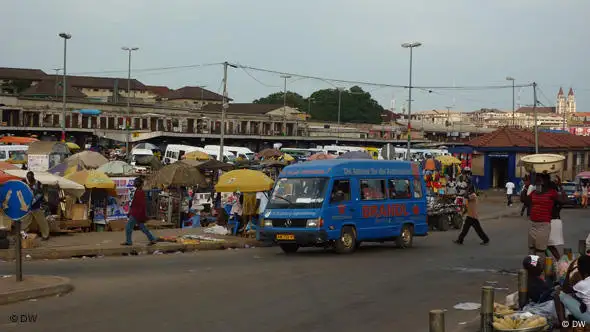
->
<box><xmin>453</xmin><ymin>302</ymin><xmax>481</xmax><ymax>310</ymax></box>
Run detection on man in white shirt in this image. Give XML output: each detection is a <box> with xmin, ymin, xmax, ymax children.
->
<box><xmin>505</xmin><ymin>181</ymin><xmax>515</xmax><ymax>207</ymax></box>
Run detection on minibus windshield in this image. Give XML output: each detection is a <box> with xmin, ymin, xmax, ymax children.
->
<box><xmin>268</xmin><ymin>177</ymin><xmax>328</xmax><ymax>209</ymax></box>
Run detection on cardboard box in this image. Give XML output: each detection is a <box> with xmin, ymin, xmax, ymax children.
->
<box><xmin>71</xmin><ymin>204</ymin><xmax>88</xmax><ymax>221</ymax></box>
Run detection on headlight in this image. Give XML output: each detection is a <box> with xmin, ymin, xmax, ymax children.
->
<box><xmin>306</xmin><ymin>218</ymin><xmax>322</xmax><ymax>228</ymax></box>
<box><xmin>263</xmin><ymin>219</ymin><xmax>273</xmax><ymax>227</ymax></box>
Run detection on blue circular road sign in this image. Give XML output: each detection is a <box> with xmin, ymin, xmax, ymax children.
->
<box><xmin>0</xmin><ymin>180</ymin><xmax>33</xmax><ymax>221</ymax></box>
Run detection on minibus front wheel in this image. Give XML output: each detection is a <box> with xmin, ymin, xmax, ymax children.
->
<box><xmin>279</xmin><ymin>243</ymin><xmax>299</xmax><ymax>254</ymax></box>
<box><xmin>334</xmin><ymin>226</ymin><xmax>357</xmax><ymax>254</ymax></box>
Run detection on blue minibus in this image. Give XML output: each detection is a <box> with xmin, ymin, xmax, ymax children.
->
<box><xmin>258</xmin><ymin>159</ymin><xmax>428</xmax><ymax>254</ymax></box>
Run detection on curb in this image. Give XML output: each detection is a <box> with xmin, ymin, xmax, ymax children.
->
<box><xmin>0</xmin><ymin>276</ymin><xmax>74</xmax><ymax>305</ymax></box>
<box><xmin>0</xmin><ymin>239</ymin><xmax>263</xmax><ymax>261</ymax></box>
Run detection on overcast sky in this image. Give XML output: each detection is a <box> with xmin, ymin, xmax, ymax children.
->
<box><xmin>2</xmin><ymin>0</ymin><xmax>589</xmax><ymax>114</ymax></box>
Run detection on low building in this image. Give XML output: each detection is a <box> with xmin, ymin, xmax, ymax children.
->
<box><xmin>449</xmin><ymin>127</ymin><xmax>590</xmax><ymax>189</ymax></box>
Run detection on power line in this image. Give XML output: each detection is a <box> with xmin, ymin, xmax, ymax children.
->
<box><xmin>229</xmin><ymin>62</ymin><xmax>534</xmax><ymax>90</ymax></box>
<box><xmin>68</xmin><ymin>62</ymin><xmax>223</xmax><ymax>76</ymax></box>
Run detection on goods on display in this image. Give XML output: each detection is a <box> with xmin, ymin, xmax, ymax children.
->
<box><xmin>493</xmin><ymin>303</ymin><xmax>514</xmax><ymax>316</ymax></box>
<box><xmin>492</xmin><ymin>313</ymin><xmax>547</xmax><ymax>330</ymax></box>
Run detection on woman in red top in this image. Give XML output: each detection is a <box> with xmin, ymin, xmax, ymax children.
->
<box><xmin>121</xmin><ymin>177</ymin><xmax>157</xmax><ymax>246</ymax></box>
<box><xmin>526</xmin><ymin>173</ymin><xmax>564</xmax><ymax>263</ymax></box>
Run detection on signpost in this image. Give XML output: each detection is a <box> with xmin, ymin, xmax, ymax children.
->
<box><xmin>0</xmin><ymin>180</ymin><xmax>33</xmax><ymax>282</ymax></box>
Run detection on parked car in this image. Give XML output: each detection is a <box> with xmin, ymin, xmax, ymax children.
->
<box><xmin>562</xmin><ymin>181</ymin><xmax>579</xmax><ymax>207</ymax></box>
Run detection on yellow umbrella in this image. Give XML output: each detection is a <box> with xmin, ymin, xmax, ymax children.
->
<box><xmin>435</xmin><ymin>155</ymin><xmax>461</xmax><ymax>166</ymax></box>
<box><xmin>66</xmin><ymin>142</ymin><xmax>81</xmax><ymax>150</ymax></box>
<box><xmin>65</xmin><ymin>170</ymin><xmax>116</xmax><ymax>190</ymax></box>
<box><xmin>215</xmin><ymin>169</ymin><xmax>274</xmax><ymax>193</ymax></box>
<box><xmin>183</xmin><ymin>150</ymin><xmax>211</xmax><ymax>161</ymax></box>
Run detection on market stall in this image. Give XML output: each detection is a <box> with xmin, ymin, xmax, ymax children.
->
<box><xmin>27</xmin><ymin>141</ymin><xmax>71</xmax><ymax>172</ymax></box>
<box><xmin>65</xmin><ymin>170</ymin><xmax>117</xmax><ymax>230</ymax></box>
<box><xmin>65</xmin><ymin>150</ymin><xmax>109</xmax><ymax>169</ymax></box>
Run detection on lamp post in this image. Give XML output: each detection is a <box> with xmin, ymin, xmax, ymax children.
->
<box><xmin>122</xmin><ymin>47</ymin><xmax>139</xmax><ymax>159</ymax></box>
<box><xmin>336</xmin><ymin>87</ymin><xmax>344</xmax><ymax>144</ymax></box>
<box><xmin>307</xmin><ymin>97</ymin><xmax>315</xmax><ymax>117</ymax></box>
<box><xmin>58</xmin><ymin>33</ymin><xmax>71</xmax><ymax>142</ymax></box>
<box><xmin>401</xmin><ymin>41</ymin><xmax>422</xmax><ymax>161</ymax></box>
<box><xmin>506</xmin><ymin>76</ymin><xmax>515</xmax><ymax>126</ymax></box>
<box><xmin>219</xmin><ymin>62</ymin><xmax>237</xmax><ymax>161</ymax></box>
<box><xmin>280</xmin><ymin>75</ymin><xmax>291</xmax><ymax>135</ymax></box>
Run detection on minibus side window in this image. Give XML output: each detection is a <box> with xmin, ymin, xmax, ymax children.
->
<box><xmin>413</xmin><ymin>178</ymin><xmax>423</xmax><ymax>198</ymax></box>
<box><xmin>388</xmin><ymin>179</ymin><xmax>411</xmax><ymax>199</ymax></box>
<box><xmin>360</xmin><ymin>179</ymin><xmax>386</xmax><ymax>200</ymax></box>
<box><xmin>0</xmin><ymin>151</ymin><xmax>5</xmax><ymax>160</ymax></box>
<box><xmin>330</xmin><ymin>180</ymin><xmax>351</xmax><ymax>203</ymax></box>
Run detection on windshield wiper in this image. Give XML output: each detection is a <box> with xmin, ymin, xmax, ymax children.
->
<box><xmin>274</xmin><ymin>195</ymin><xmax>293</xmax><ymax>208</ymax></box>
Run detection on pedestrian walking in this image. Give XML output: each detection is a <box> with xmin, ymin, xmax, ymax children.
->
<box><xmin>525</xmin><ymin>173</ymin><xmax>564</xmax><ymax>263</ymax></box>
<box><xmin>506</xmin><ymin>180</ymin><xmax>515</xmax><ymax>206</ymax></box>
<box><xmin>547</xmin><ymin>177</ymin><xmax>566</xmax><ymax>260</ymax></box>
<box><xmin>22</xmin><ymin>171</ymin><xmax>50</xmax><ymax>240</ymax></box>
<box><xmin>582</xmin><ymin>183</ymin><xmax>588</xmax><ymax>208</ymax></box>
<box><xmin>121</xmin><ymin>177</ymin><xmax>157</xmax><ymax>246</ymax></box>
<box><xmin>454</xmin><ymin>187</ymin><xmax>490</xmax><ymax>245</ymax></box>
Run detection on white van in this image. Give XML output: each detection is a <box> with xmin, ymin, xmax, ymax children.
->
<box><xmin>204</xmin><ymin>148</ymin><xmax>236</xmax><ymax>163</ymax></box>
<box><xmin>0</xmin><ymin>145</ymin><xmax>28</xmax><ymax>163</ymax></box>
<box><xmin>163</xmin><ymin>144</ymin><xmax>206</xmax><ymax>164</ymax></box>
<box><xmin>205</xmin><ymin>145</ymin><xmax>254</xmax><ymax>160</ymax></box>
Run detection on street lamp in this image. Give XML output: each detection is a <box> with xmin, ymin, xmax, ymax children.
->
<box><xmin>58</xmin><ymin>32</ymin><xmax>71</xmax><ymax>142</ymax></box>
<box><xmin>401</xmin><ymin>41</ymin><xmax>422</xmax><ymax>161</ymax></box>
<box><xmin>336</xmin><ymin>87</ymin><xmax>345</xmax><ymax>144</ymax></box>
<box><xmin>280</xmin><ymin>75</ymin><xmax>291</xmax><ymax>135</ymax></box>
<box><xmin>506</xmin><ymin>76</ymin><xmax>515</xmax><ymax>126</ymax></box>
<box><xmin>122</xmin><ymin>46</ymin><xmax>139</xmax><ymax>159</ymax></box>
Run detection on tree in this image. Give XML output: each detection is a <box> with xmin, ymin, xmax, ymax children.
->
<box><xmin>308</xmin><ymin>86</ymin><xmax>384</xmax><ymax>124</ymax></box>
<box><xmin>1</xmin><ymin>79</ymin><xmax>33</xmax><ymax>94</ymax></box>
<box><xmin>254</xmin><ymin>86</ymin><xmax>385</xmax><ymax>124</ymax></box>
<box><xmin>253</xmin><ymin>91</ymin><xmax>307</xmax><ymax>111</ymax></box>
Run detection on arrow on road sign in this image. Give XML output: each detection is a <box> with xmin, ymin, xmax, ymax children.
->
<box><xmin>3</xmin><ymin>190</ymin><xmax>12</xmax><ymax>210</ymax></box>
<box><xmin>16</xmin><ymin>190</ymin><xmax>28</xmax><ymax>212</ymax></box>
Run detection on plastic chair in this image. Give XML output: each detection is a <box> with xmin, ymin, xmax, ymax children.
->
<box><xmin>225</xmin><ymin>204</ymin><xmax>239</xmax><ymax>235</ymax></box>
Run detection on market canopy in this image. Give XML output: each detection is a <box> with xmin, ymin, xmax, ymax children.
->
<box><xmin>48</xmin><ymin>159</ymin><xmax>86</xmax><ymax>177</ymax></box>
<box><xmin>0</xmin><ymin>161</ymin><xmax>19</xmax><ymax>170</ymax></box>
<box><xmin>65</xmin><ymin>151</ymin><xmax>109</xmax><ymax>169</ymax></box>
<box><xmin>183</xmin><ymin>150</ymin><xmax>212</xmax><ymax>161</ymax></box>
<box><xmin>0</xmin><ymin>170</ymin><xmax>21</xmax><ymax>185</ymax></box>
<box><xmin>65</xmin><ymin>170</ymin><xmax>116</xmax><ymax>190</ymax></box>
<box><xmin>258</xmin><ymin>148</ymin><xmax>282</xmax><ymax>159</ymax></box>
<box><xmin>5</xmin><ymin>170</ymin><xmax>85</xmax><ymax>197</ymax></box>
<box><xmin>146</xmin><ymin>162</ymin><xmax>207</xmax><ymax>188</ymax></box>
<box><xmin>577</xmin><ymin>171</ymin><xmax>590</xmax><ymax>179</ymax></box>
<box><xmin>0</xmin><ymin>136</ymin><xmax>38</xmax><ymax>144</ymax></box>
<box><xmin>179</xmin><ymin>159</ymin><xmax>234</xmax><ymax>171</ymax></box>
<box><xmin>97</xmin><ymin>161</ymin><xmax>135</xmax><ymax>176</ymax></box>
<box><xmin>435</xmin><ymin>155</ymin><xmax>461</xmax><ymax>166</ymax></box>
<box><xmin>28</xmin><ymin>141</ymin><xmax>70</xmax><ymax>155</ymax></box>
<box><xmin>66</xmin><ymin>142</ymin><xmax>81</xmax><ymax>150</ymax></box>
<box><xmin>307</xmin><ymin>153</ymin><xmax>335</xmax><ymax>161</ymax></box>
<box><xmin>338</xmin><ymin>151</ymin><xmax>372</xmax><ymax>159</ymax></box>
<box><xmin>215</xmin><ymin>169</ymin><xmax>274</xmax><ymax>193</ymax></box>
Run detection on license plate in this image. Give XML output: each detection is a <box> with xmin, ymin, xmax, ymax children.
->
<box><xmin>276</xmin><ymin>234</ymin><xmax>295</xmax><ymax>241</ymax></box>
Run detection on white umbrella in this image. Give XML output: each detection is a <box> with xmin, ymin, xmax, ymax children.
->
<box><xmin>5</xmin><ymin>170</ymin><xmax>85</xmax><ymax>198</ymax></box>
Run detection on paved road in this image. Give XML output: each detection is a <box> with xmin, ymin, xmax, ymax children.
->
<box><xmin>1</xmin><ymin>207</ymin><xmax>589</xmax><ymax>332</ymax></box>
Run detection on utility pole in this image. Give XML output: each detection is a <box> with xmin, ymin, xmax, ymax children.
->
<box><xmin>533</xmin><ymin>82</ymin><xmax>538</xmax><ymax>154</ymax></box>
<box><xmin>280</xmin><ymin>75</ymin><xmax>291</xmax><ymax>135</ymax></box>
<box><xmin>53</xmin><ymin>68</ymin><xmax>61</xmax><ymax>100</ymax></box>
<box><xmin>219</xmin><ymin>62</ymin><xmax>237</xmax><ymax>161</ymax></box>
<box><xmin>122</xmin><ymin>47</ymin><xmax>138</xmax><ymax>159</ymax></box>
<box><xmin>336</xmin><ymin>87</ymin><xmax>344</xmax><ymax>144</ymax></box>
<box><xmin>506</xmin><ymin>77</ymin><xmax>515</xmax><ymax>126</ymax></box>
<box><xmin>58</xmin><ymin>33</ymin><xmax>71</xmax><ymax>142</ymax></box>
<box><xmin>307</xmin><ymin>97</ymin><xmax>314</xmax><ymax>116</ymax></box>
<box><xmin>401</xmin><ymin>42</ymin><xmax>422</xmax><ymax>161</ymax></box>
<box><xmin>198</xmin><ymin>85</ymin><xmax>207</xmax><ymax>109</ymax></box>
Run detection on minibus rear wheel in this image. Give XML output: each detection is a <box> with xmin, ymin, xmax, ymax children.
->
<box><xmin>279</xmin><ymin>243</ymin><xmax>299</xmax><ymax>254</ymax></box>
<box><xmin>396</xmin><ymin>224</ymin><xmax>414</xmax><ymax>248</ymax></box>
<box><xmin>334</xmin><ymin>226</ymin><xmax>357</xmax><ymax>254</ymax></box>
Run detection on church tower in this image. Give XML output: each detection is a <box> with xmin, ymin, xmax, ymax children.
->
<box><xmin>557</xmin><ymin>87</ymin><xmax>566</xmax><ymax>114</ymax></box>
<box><xmin>566</xmin><ymin>88</ymin><xmax>576</xmax><ymax>114</ymax></box>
